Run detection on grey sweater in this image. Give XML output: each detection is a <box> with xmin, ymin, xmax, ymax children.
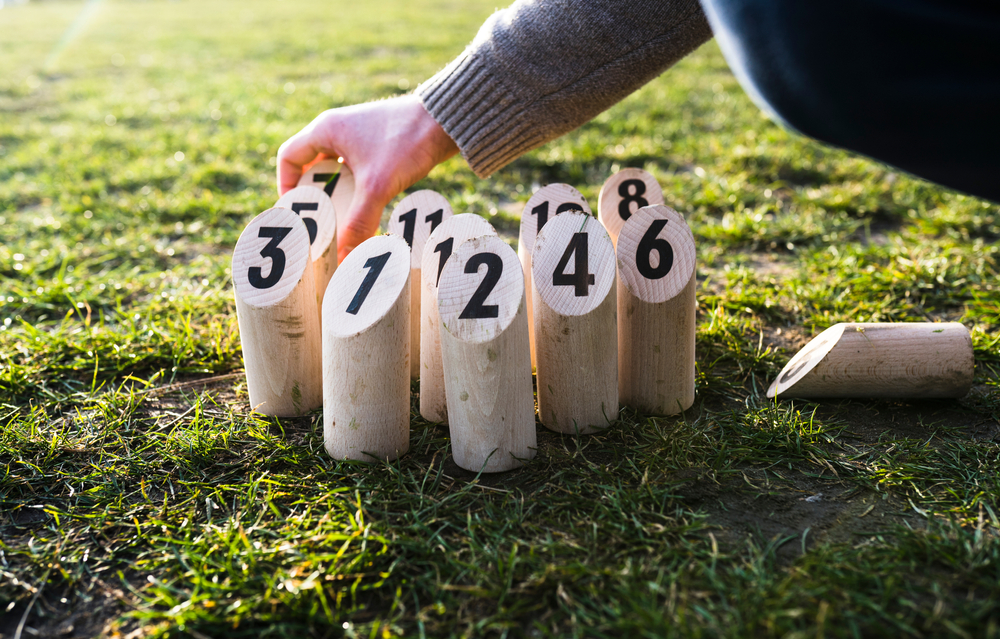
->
<box><xmin>415</xmin><ymin>0</ymin><xmax>712</xmax><ymax>178</ymax></box>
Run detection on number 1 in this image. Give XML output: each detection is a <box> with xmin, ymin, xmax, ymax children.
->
<box><xmin>346</xmin><ymin>252</ymin><xmax>391</xmax><ymax>315</ymax></box>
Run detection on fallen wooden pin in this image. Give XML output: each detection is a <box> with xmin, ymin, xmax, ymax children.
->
<box><xmin>767</xmin><ymin>322</ymin><xmax>974</xmax><ymax>399</ymax></box>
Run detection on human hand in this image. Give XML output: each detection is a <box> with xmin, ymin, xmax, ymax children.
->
<box><xmin>277</xmin><ymin>94</ymin><xmax>459</xmax><ymax>261</ymax></box>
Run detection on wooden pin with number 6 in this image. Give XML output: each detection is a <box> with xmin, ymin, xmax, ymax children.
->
<box><xmin>322</xmin><ymin>234</ymin><xmax>411</xmax><ymax>462</ymax></box>
<box><xmin>232</xmin><ymin>207</ymin><xmax>322</xmax><ymax>416</ymax></box>
<box><xmin>274</xmin><ymin>185</ymin><xmax>337</xmax><ymax>307</ymax></box>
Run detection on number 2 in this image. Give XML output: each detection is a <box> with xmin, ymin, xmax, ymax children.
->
<box><xmin>552</xmin><ymin>232</ymin><xmax>594</xmax><ymax>297</ymax></box>
<box><xmin>459</xmin><ymin>253</ymin><xmax>503</xmax><ymax>319</ymax></box>
<box><xmin>248</xmin><ymin>226</ymin><xmax>291</xmax><ymax>289</ymax></box>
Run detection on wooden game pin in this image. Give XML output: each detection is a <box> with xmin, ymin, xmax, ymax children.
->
<box><xmin>437</xmin><ymin>235</ymin><xmax>535</xmax><ymax>472</ymax></box>
<box><xmin>297</xmin><ymin>158</ymin><xmax>355</xmax><ymax>258</ymax></box>
<box><xmin>322</xmin><ymin>234</ymin><xmax>411</xmax><ymax>461</ymax></box>
<box><xmin>387</xmin><ymin>190</ymin><xmax>455</xmax><ymax>379</ymax></box>
<box><xmin>232</xmin><ymin>207</ymin><xmax>322</xmax><ymax>416</ymax></box>
<box><xmin>616</xmin><ymin>204</ymin><xmax>697</xmax><ymax>415</ymax></box>
<box><xmin>532</xmin><ymin>211</ymin><xmax>618</xmax><ymax>433</ymax></box>
<box><xmin>597</xmin><ymin>168</ymin><xmax>664</xmax><ymax>247</ymax></box>
<box><xmin>275</xmin><ymin>185</ymin><xmax>337</xmax><ymax>306</ymax></box>
<box><xmin>419</xmin><ymin>214</ymin><xmax>498</xmax><ymax>424</ymax></box>
<box><xmin>767</xmin><ymin>322</ymin><xmax>974</xmax><ymax>400</ymax></box>
<box><xmin>517</xmin><ymin>183</ymin><xmax>591</xmax><ymax>369</ymax></box>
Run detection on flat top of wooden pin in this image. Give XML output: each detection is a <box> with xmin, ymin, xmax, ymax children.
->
<box><xmin>518</xmin><ymin>183</ymin><xmax>591</xmax><ymax>255</ymax></box>
<box><xmin>616</xmin><ymin>204</ymin><xmax>696</xmax><ymax>304</ymax></box>
<box><xmin>532</xmin><ymin>211</ymin><xmax>615</xmax><ymax>316</ymax></box>
<box><xmin>232</xmin><ymin>207</ymin><xmax>311</xmax><ymax>308</ymax></box>
<box><xmin>597</xmin><ymin>168</ymin><xmax>664</xmax><ymax>238</ymax></box>
<box><xmin>438</xmin><ymin>235</ymin><xmax>524</xmax><ymax>344</ymax></box>
<box><xmin>297</xmin><ymin>158</ymin><xmax>354</xmax><ymax>216</ymax></box>
<box><xmin>275</xmin><ymin>186</ymin><xmax>337</xmax><ymax>261</ymax></box>
<box><xmin>421</xmin><ymin>213</ymin><xmax>498</xmax><ymax>289</ymax></box>
<box><xmin>387</xmin><ymin>189</ymin><xmax>454</xmax><ymax>269</ymax></box>
<box><xmin>322</xmin><ymin>234</ymin><xmax>411</xmax><ymax>338</ymax></box>
<box><xmin>766</xmin><ymin>323</ymin><xmax>846</xmax><ymax>398</ymax></box>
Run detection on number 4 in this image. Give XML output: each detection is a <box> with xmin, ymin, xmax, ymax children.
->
<box><xmin>552</xmin><ymin>232</ymin><xmax>594</xmax><ymax>297</ymax></box>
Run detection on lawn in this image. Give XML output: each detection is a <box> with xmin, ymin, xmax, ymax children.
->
<box><xmin>2</xmin><ymin>0</ymin><xmax>999</xmax><ymax>637</ymax></box>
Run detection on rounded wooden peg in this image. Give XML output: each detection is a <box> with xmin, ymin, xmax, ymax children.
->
<box><xmin>616</xmin><ymin>204</ymin><xmax>697</xmax><ymax>415</ymax></box>
<box><xmin>598</xmin><ymin>168</ymin><xmax>664</xmax><ymax>247</ymax></box>
<box><xmin>767</xmin><ymin>322</ymin><xmax>974</xmax><ymax>400</ymax></box>
<box><xmin>322</xmin><ymin>234</ymin><xmax>411</xmax><ymax>462</ymax></box>
<box><xmin>275</xmin><ymin>186</ymin><xmax>337</xmax><ymax>306</ymax></box>
<box><xmin>517</xmin><ymin>183</ymin><xmax>591</xmax><ymax>369</ymax></box>
<box><xmin>419</xmin><ymin>214</ymin><xmax>498</xmax><ymax>424</ymax></box>
<box><xmin>437</xmin><ymin>235</ymin><xmax>535</xmax><ymax>472</ymax></box>
<box><xmin>232</xmin><ymin>207</ymin><xmax>322</xmax><ymax>416</ymax></box>
<box><xmin>532</xmin><ymin>211</ymin><xmax>618</xmax><ymax>433</ymax></box>
<box><xmin>297</xmin><ymin>158</ymin><xmax>355</xmax><ymax>259</ymax></box>
<box><xmin>388</xmin><ymin>190</ymin><xmax>454</xmax><ymax>379</ymax></box>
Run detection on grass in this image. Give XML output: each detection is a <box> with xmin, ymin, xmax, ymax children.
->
<box><xmin>2</xmin><ymin>0</ymin><xmax>999</xmax><ymax>637</ymax></box>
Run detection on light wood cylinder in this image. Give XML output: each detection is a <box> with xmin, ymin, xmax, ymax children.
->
<box><xmin>419</xmin><ymin>214</ymin><xmax>498</xmax><ymax>423</ymax></box>
<box><xmin>532</xmin><ymin>211</ymin><xmax>618</xmax><ymax>433</ymax></box>
<box><xmin>297</xmin><ymin>158</ymin><xmax>355</xmax><ymax>262</ymax></box>
<box><xmin>597</xmin><ymin>168</ymin><xmax>664</xmax><ymax>248</ymax></box>
<box><xmin>516</xmin><ymin>183</ymin><xmax>591</xmax><ymax>369</ymax></box>
<box><xmin>437</xmin><ymin>235</ymin><xmax>535</xmax><ymax>472</ymax></box>
<box><xmin>387</xmin><ymin>189</ymin><xmax>454</xmax><ymax>379</ymax></box>
<box><xmin>232</xmin><ymin>207</ymin><xmax>322</xmax><ymax>416</ymax></box>
<box><xmin>275</xmin><ymin>185</ymin><xmax>337</xmax><ymax>307</ymax></box>
<box><xmin>322</xmin><ymin>234</ymin><xmax>411</xmax><ymax>461</ymax></box>
<box><xmin>616</xmin><ymin>205</ymin><xmax>697</xmax><ymax>415</ymax></box>
<box><xmin>767</xmin><ymin>322</ymin><xmax>974</xmax><ymax>399</ymax></box>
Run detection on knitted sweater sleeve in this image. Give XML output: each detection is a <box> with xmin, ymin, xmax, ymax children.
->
<box><xmin>414</xmin><ymin>0</ymin><xmax>712</xmax><ymax>178</ymax></box>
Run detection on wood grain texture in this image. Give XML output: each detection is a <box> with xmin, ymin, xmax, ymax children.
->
<box><xmin>532</xmin><ymin>212</ymin><xmax>618</xmax><ymax>433</ymax></box>
<box><xmin>516</xmin><ymin>183</ymin><xmax>591</xmax><ymax>369</ymax></box>
<box><xmin>232</xmin><ymin>207</ymin><xmax>322</xmax><ymax>416</ymax></box>
<box><xmin>297</xmin><ymin>159</ymin><xmax>355</xmax><ymax>261</ymax></box>
<box><xmin>597</xmin><ymin>168</ymin><xmax>663</xmax><ymax>247</ymax></box>
<box><xmin>387</xmin><ymin>190</ymin><xmax>454</xmax><ymax>379</ymax></box>
<box><xmin>275</xmin><ymin>185</ymin><xmax>337</xmax><ymax>307</ymax></box>
<box><xmin>767</xmin><ymin>322</ymin><xmax>974</xmax><ymax>399</ymax></box>
<box><xmin>322</xmin><ymin>234</ymin><xmax>411</xmax><ymax>462</ymax></box>
<box><xmin>438</xmin><ymin>235</ymin><xmax>535</xmax><ymax>472</ymax></box>
<box><xmin>616</xmin><ymin>205</ymin><xmax>697</xmax><ymax>415</ymax></box>
<box><xmin>418</xmin><ymin>213</ymin><xmax>497</xmax><ymax>423</ymax></box>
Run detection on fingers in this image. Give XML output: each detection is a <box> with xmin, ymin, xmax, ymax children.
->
<box><xmin>277</xmin><ymin>119</ymin><xmax>339</xmax><ymax>196</ymax></box>
<box><xmin>337</xmin><ymin>183</ymin><xmax>391</xmax><ymax>263</ymax></box>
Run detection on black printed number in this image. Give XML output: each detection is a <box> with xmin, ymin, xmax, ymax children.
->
<box><xmin>248</xmin><ymin>226</ymin><xmax>291</xmax><ymax>289</ymax></box>
<box><xmin>552</xmin><ymin>232</ymin><xmax>595</xmax><ymax>297</ymax></box>
<box><xmin>311</xmin><ymin>172</ymin><xmax>341</xmax><ymax>197</ymax></box>
<box><xmin>635</xmin><ymin>219</ymin><xmax>673</xmax><ymax>280</ymax></box>
<box><xmin>346</xmin><ymin>252</ymin><xmax>391</xmax><ymax>315</ymax></box>
<box><xmin>531</xmin><ymin>201</ymin><xmax>582</xmax><ymax>233</ymax></box>
<box><xmin>617</xmin><ymin>179</ymin><xmax>648</xmax><ymax>221</ymax></box>
<box><xmin>399</xmin><ymin>208</ymin><xmax>445</xmax><ymax>249</ymax></box>
<box><xmin>459</xmin><ymin>253</ymin><xmax>503</xmax><ymax>319</ymax></box>
<box><xmin>290</xmin><ymin>202</ymin><xmax>319</xmax><ymax>244</ymax></box>
<box><xmin>433</xmin><ymin>237</ymin><xmax>454</xmax><ymax>286</ymax></box>
<box><xmin>426</xmin><ymin>209</ymin><xmax>444</xmax><ymax>233</ymax></box>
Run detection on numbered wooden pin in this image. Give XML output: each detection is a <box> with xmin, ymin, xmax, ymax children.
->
<box><xmin>517</xmin><ymin>183</ymin><xmax>591</xmax><ymax>368</ymax></box>
<box><xmin>437</xmin><ymin>235</ymin><xmax>535</xmax><ymax>472</ymax></box>
<box><xmin>387</xmin><ymin>190</ymin><xmax>454</xmax><ymax>379</ymax></box>
<box><xmin>322</xmin><ymin>234</ymin><xmax>411</xmax><ymax>461</ymax></box>
<box><xmin>767</xmin><ymin>322</ymin><xmax>974</xmax><ymax>399</ymax></box>
<box><xmin>597</xmin><ymin>168</ymin><xmax>664</xmax><ymax>247</ymax></box>
<box><xmin>419</xmin><ymin>214</ymin><xmax>498</xmax><ymax>423</ymax></box>
<box><xmin>532</xmin><ymin>211</ymin><xmax>618</xmax><ymax>433</ymax></box>
<box><xmin>616</xmin><ymin>205</ymin><xmax>697</xmax><ymax>415</ymax></box>
<box><xmin>233</xmin><ymin>207</ymin><xmax>322</xmax><ymax>416</ymax></box>
<box><xmin>297</xmin><ymin>158</ymin><xmax>356</xmax><ymax>258</ymax></box>
<box><xmin>275</xmin><ymin>186</ymin><xmax>337</xmax><ymax>306</ymax></box>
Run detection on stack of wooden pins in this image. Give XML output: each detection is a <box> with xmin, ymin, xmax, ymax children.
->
<box><xmin>517</xmin><ymin>183</ymin><xmax>591</xmax><ymax>369</ymax></box>
<box><xmin>597</xmin><ymin>168</ymin><xmax>664</xmax><ymax>248</ymax></box>
<box><xmin>322</xmin><ymin>234</ymin><xmax>412</xmax><ymax>461</ymax></box>
<box><xmin>388</xmin><ymin>190</ymin><xmax>454</xmax><ymax>379</ymax></box>
<box><xmin>532</xmin><ymin>211</ymin><xmax>618</xmax><ymax>433</ymax></box>
<box><xmin>437</xmin><ymin>235</ymin><xmax>535</xmax><ymax>472</ymax></box>
<box><xmin>232</xmin><ymin>207</ymin><xmax>322</xmax><ymax>416</ymax></box>
<box><xmin>616</xmin><ymin>204</ymin><xmax>697</xmax><ymax>415</ymax></box>
<box><xmin>297</xmin><ymin>158</ymin><xmax>355</xmax><ymax>260</ymax></box>
<box><xmin>274</xmin><ymin>185</ymin><xmax>338</xmax><ymax>306</ymax></box>
<box><xmin>767</xmin><ymin>322</ymin><xmax>974</xmax><ymax>399</ymax></box>
<box><xmin>419</xmin><ymin>214</ymin><xmax>498</xmax><ymax>423</ymax></box>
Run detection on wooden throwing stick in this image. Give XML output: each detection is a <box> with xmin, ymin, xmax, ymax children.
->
<box><xmin>322</xmin><ymin>234</ymin><xmax>411</xmax><ymax>462</ymax></box>
<box><xmin>297</xmin><ymin>158</ymin><xmax>355</xmax><ymax>259</ymax></box>
<box><xmin>767</xmin><ymin>322</ymin><xmax>974</xmax><ymax>399</ymax></box>
<box><xmin>232</xmin><ymin>207</ymin><xmax>322</xmax><ymax>416</ymax></box>
<box><xmin>275</xmin><ymin>186</ymin><xmax>337</xmax><ymax>306</ymax></box>
<box><xmin>437</xmin><ymin>235</ymin><xmax>535</xmax><ymax>473</ymax></box>
<box><xmin>517</xmin><ymin>183</ymin><xmax>591</xmax><ymax>369</ymax></box>
<box><xmin>419</xmin><ymin>214</ymin><xmax>498</xmax><ymax>423</ymax></box>
<box><xmin>532</xmin><ymin>211</ymin><xmax>618</xmax><ymax>433</ymax></box>
<box><xmin>387</xmin><ymin>190</ymin><xmax>454</xmax><ymax>379</ymax></box>
<box><xmin>616</xmin><ymin>205</ymin><xmax>697</xmax><ymax>415</ymax></box>
<box><xmin>597</xmin><ymin>168</ymin><xmax>664</xmax><ymax>248</ymax></box>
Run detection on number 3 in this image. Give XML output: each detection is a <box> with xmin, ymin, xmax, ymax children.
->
<box><xmin>248</xmin><ymin>226</ymin><xmax>291</xmax><ymax>289</ymax></box>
